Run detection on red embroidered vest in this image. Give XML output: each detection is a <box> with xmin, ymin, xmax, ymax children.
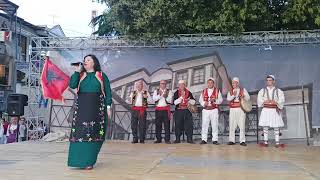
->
<box><xmin>178</xmin><ymin>89</ymin><xmax>190</xmax><ymax>109</ymax></box>
<box><xmin>229</xmin><ymin>87</ymin><xmax>244</xmax><ymax>108</ymax></box>
<box><xmin>202</xmin><ymin>88</ymin><xmax>218</xmax><ymax>109</ymax></box>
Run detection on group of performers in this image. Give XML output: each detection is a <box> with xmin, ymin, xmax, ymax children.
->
<box><xmin>67</xmin><ymin>54</ymin><xmax>285</xmax><ymax>170</ymax></box>
<box><xmin>128</xmin><ymin>75</ymin><xmax>285</xmax><ymax>148</ymax></box>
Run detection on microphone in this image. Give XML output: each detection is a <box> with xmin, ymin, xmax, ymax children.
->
<box><xmin>71</xmin><ymin>62</ymin><xmax>82</xmax><ymax>66</ymax></box>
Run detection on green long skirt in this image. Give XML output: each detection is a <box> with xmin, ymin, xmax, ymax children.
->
<box><xmin>68</xmin><ymin>113</ymin><xmax>108</xmax><ymax>168</ymax></box>
<box><xmin>67</xmin><ymin>142</ymin><xmax>103</xmax><ymax>168</ymax></box>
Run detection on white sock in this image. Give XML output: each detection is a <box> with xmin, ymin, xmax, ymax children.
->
<box><xmin>274</xmin><ymin>128</ymin><xmax>280</xmax><ymax>144</ymax></box>
<box><xmin>263</xmin><ymin>127</ymin><xmax>269</xmax><ymax>144</ymax></box>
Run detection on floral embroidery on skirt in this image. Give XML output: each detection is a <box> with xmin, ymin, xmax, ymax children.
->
<box><xmin>70</xmin><ymin>92</ymin><xmax>105</xmax><ymax>142</ymax></box>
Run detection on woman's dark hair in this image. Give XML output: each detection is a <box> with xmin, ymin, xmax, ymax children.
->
<box><xmin>81</xmin><ymin>54</ymin><xmax>102</xmax><ymax>73</ymax></box>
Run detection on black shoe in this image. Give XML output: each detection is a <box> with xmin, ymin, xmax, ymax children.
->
<box><xmin>165</xmin><ymin>141</ymin><xmax>171</xmax><ymax>144</ymax></box>
<box><xmin>131</xmin><ymin>139</ymin><xmax>138</xmax><ymax>144</ymax></box>
<box><xmin>140</xmin><ymin>140</ymin><xmax>145</xmax><ymax>144</ymax></box>
<box><xmin>154</xmin><ymin>140</ymin><xmax>161</xmax><ymax>144</ymax></box>
<box><xmin>187</xmin><ymin>140</ymin><xmax>195</xmax><ymax>144</ymax></box>
<box><xmin>173</xmin><ymin>140</ymin><xmax>181</xmax><ymax>144</ymax></box>
<box><xmin>240</xmin><ymin>142</ymin><xmax>247</xmax><ymax>146</ymax></box>
<box><xmin>228</xmin><ymin>142</ymin><xmax>235</xmax><ymax>145</ymax></box>
<box><xmin>200</xmin><ymin>140</ymin><xmax>207</xmax><ymax>144</ymax></box>
<box><xmin>212</xmin><ymin>141</ymin><xmax>219</xmax><ymax>145</ymax></box>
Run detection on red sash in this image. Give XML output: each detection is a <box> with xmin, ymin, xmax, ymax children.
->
<box><xmin>263</xmin><ymin>103</ymin><xmax>278</xmax><ymax>108</ymax></box>
<box><xmin>178</xmin><ymin>90</ymin><xmax>190</xmax><ymax>109</ymax></box>
<box><xmin>229</xmin><ymin>88</ymin><xmax>244</xmax><ymax>108</ymax></box>
<box><xmin>132</xmin><ymin>106</ymin><xmax>147</xmax><ymax>119</ymax></box>
<box><xmin>202</xmin><ymin>88</ymin><xmax>218</xmax><ymax>109</ymax></box>
<box><xmin>155</xmin><ymin>106</ymin><xmax>171</xmax><ymax>120</ymax></box>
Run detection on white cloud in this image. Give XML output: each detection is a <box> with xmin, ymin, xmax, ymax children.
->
<box><xmin>10</xmin><ymin>0</ymin><xmax>106</xmax><ymax>37</ymax></box>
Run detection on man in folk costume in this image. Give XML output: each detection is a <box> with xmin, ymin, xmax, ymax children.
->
<box><xmin>227</xmin><ymin>77</ymin><xmax>250</xmax><ymax>146</ymax></box>
<box><xmin>128</xmin><ymin>80</ymin><xmax>152</xmax><ymax>144</ymax></box>
<box><xmin>173</xmin><ymin>80</ymin><xmax>196</xmax><ymax>144</ymax></box>
<box><xmin>258</xmin><ymin>75</ymin><xmax>285</xmax><ymax>148</ymax></box>
<box><xmin>153</xmin><ymin>80</ymin><xmax>173</xmax><ymax>144</ymax></box>
<box><xmin>199</xmin><ymin>77</ymin><xmax>223</xmax><ymax>145</ymax></box>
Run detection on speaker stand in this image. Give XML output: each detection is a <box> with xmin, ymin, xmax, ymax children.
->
<box><xmin>16</xmin><ymin>116</ymin><xmax>20</xmax><ymax>143</ymax></box>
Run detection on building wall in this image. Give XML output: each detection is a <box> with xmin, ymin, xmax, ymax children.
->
<box><xmin>111</xmin><ymin>71</ymin><xmax>150</xmax><ymax>89</ymax></box>
<box><xmin>150</xmin><ymin>69</ymin><xmax>172</xmax><ymax>83</ymax></box>
<box><xmin>110</xmin><ymin>55</ymin><xmax>224</xmax><ymax>102</ymax></box>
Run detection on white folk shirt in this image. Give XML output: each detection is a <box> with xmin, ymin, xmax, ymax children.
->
<box><xmin>128</xmin><ymin>90</ymin><xmax>152</xmax><ymax>107</ymax></box>
<box><xmin>6</xmin><ymin>124</ymin><xmax>17</xmax><ymax>136</ymax></box>
<box><xmin>227</xmin><ymin>87</ymin><xmax>250</xmax><ymax>102</ymax></box>
<box><xmin>152</xmin><ymin>89</ymin><xmax>173</xmax><ymax>107</ymax></box>
<box><xmin>199</xmin><ymin>88</ymin><xmax>223</xmax><ymax>107</ymax></box>
<box><xmin>257</xmin><ymin>86</ymin><xmax>285</xmax><ymax>109</ymax></box>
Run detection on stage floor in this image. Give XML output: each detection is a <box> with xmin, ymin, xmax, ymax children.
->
<box><xmin>0</xmin><ymin>141</ymin><xmax>319</xmax><ymax>180</ymax></box>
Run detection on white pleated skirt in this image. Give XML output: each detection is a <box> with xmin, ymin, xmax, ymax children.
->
<box><xmin>258</xmin><ymin>108</ymin><xmax>284</xmax><ymax>128</ymax></box>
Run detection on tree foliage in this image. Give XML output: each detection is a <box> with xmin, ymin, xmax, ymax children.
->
<box><xmin>91</xmin><ymin>0</ymin><xmax>320</xmax><ymax>39</ymax></box>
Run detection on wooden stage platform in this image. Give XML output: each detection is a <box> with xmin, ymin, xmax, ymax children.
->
<box><xmin>0</xmin><ymin>141</ymin><xmax>319</xmax><ymax>180</ymax></box>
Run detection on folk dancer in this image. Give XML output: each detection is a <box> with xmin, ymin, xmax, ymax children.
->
<box><xmin>173</xmin><ymin>80</ymin><xmax>196</xmax><ymax>144</ymax></box>
<box><xmin>153</xmin><ymin>80</ymin><xmax>173</xmax><ymax>144</ymax></box>
<box><xmin>199</xmin><ymin>77</ymin><xmax>223</xmax><ymax>145</ymax></box>
<box><xmin>258</xmin><ymin>75</ymin><xmax>285</xmax><ymax>148</ymax></box>
<box><xmin>128</xmin><ymin>80</ymin><xmax>152</xmax><ymax>144</ymax></box>
<box><xmin>227</xmin><ymin>77</ymin><xmax>250</xmax><ymax>146</ymax></box>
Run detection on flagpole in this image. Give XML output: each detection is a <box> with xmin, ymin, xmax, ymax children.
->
<box><xmin>48</xmin><ymin>99</ymin><xmax>53</xmax><ymax>133</ymax></box>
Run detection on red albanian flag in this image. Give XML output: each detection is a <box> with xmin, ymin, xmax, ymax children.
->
<box><xmin>41</xmin><ymin>57</ymin><xmax>70</xmax><ymax>101</ymax></box>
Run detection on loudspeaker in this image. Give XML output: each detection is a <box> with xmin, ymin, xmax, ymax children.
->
<box><xmin>6</xmin><ymin>94</ymin><xmax>28</xmax><ymax>116</ymax></box>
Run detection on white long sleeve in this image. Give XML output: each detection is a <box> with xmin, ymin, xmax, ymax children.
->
<box><xmin>257</xmin><ymin>89</ymin><xmax>265</xmax><ymax>108</ymax></box>
<box><xmin>0</xmin><ymin>125</ymin><xmax>3</xmax><ymax>137</ymax></box>
<box><xmin>243</xmin><ymin>88</ymin><xmax>250</xmax><ymax>101</ymax></box>
<box><xmin>174</xmin><ymin>97</ymin><xmax>183</xmax><ymax>105</ymax></box>
<box><xmin>166</xmin><ymin>90</ymin><xmax>173</xmax><ymax>104</ymax></box>
<box><xmin>227</xmin><ymin>88</ymin><xmax>250</xmax><ymax>102</ymax></box>
<box><xmin>227</xmin><ymin>92</ymin><xmax>235</xmax><ymax>101</ymax></box>
<box><xmin>199</xmin><ymin>93</ymin><xmax>205</xmax><ymax>107</ymax></box>
<box><xmin>146</xmin><ymin>92</ymin><xmax>152</xmax><ymax>104</ymax></box>
<box><xmin>152</xmin><ymin>90</ymin><xmax>161</xmax><ymax>102</ymax></box>
<box><xmin>6</xmin><ymin>125</ymin><xmax>10</xmax><ymax>136</ymax></box>
<box><xmin>276</xmin><ymin>89</ymin><xmax>285</xmax><ymax>109</ymax></box>
<box><xmin>215</xmin><ymin>91</ymin><xmax>223</xmax><ymax>105</ymax></box>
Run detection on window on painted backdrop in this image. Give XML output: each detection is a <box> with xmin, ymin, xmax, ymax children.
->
<box><xmin>124</xmin><ymin>83</ymin><xmax>134</xmax><ymax>102</ymax></box>
<box><xmin>175</xmin><ymin>71</ymin><xmax>188</xmax><ymax>88</ymax></box>
<box><xmin>149</xmin><ymin>84</ymin><xmax>159</xmax><ymax>95</ymax></box>
<box><xmin>192</xmin><ymin>67</ymin><xmax>205</xmax><ymax>85</ymax></box>
<box><xmin>114</xmin><ymin>87</ymin><xmax>122</xmax><ymax>98</ymax></box>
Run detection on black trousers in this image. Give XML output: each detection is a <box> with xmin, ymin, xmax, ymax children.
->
<box><xmin>131</xmin><ymin>110</ymin><xmax>147</xmax><ymax>141</ymax></box>
<box><xmin>174</xmin><ymin>109</ymin><xmax>193</xmax><ymax>141</ymax></box>
<box><xmin>155</xmin><ymin>110</ymin><xmax>170</xmax><ymax>142</ymax></box>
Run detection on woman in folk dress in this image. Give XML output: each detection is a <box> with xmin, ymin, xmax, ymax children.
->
<box><xmin>68</xmin><ymin>54</ymin><xmax>112</xmax><ymax>170</ymax></box>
